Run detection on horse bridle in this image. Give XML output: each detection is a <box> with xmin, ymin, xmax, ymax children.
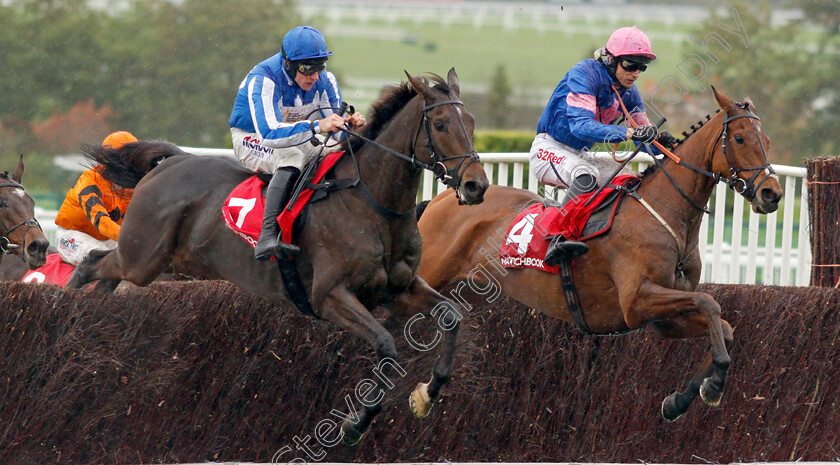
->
<box><xmin>339</xmin><ymin>98</ymin><xmax>480</xmax><ymax>212</ymax></box>
<box><xmin>409</xmin><ymin>99</ymin><xmax>481</xmax><ymax>202</ymax></box>
<box><xmin>0</xmin><ymin>181</ymin><xmax>42</xmax><ymax>254</ymax></box>
<box><xmin>717</xmin><ymin>103</ymin><xmax>775</xmax><ymax>201</ymax></box>
<box><xmin>647</xmin><ymin>103</ymin><xmax>775</xmax><ymax>213</ymax></box>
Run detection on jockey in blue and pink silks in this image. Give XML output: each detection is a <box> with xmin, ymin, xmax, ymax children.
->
<box><xmin>229</xmin><ymin>25</ymin><xmax>365</xmax><ymax>261</ymax></box>
<box><xmin>528</xmin><ymin>26</ymin><xmax>678</xmax><ymax>265</ymax></box>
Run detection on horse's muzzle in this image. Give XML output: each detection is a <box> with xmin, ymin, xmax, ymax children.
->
<box><xmin>752</xmin><ymin>186</ymin><xmax>782</xmax><ymax>214</ymax></box>
<box><xmin>459</xmin><ymin>177</ymin><xmax>489</xmax><ymax>205</ymax></box>
<box><xmin>25</xmin><ymin>238</ymin><xmax>49</xmax><ymax>269</ymax></box>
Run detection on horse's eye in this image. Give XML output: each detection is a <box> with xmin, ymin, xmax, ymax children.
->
<box><xmin>734</xmin><ymin>135</ymin><xmax>745</xmax><ymax>144</ymax></box>
<box><xmin>0</xmin><ymin>199</ymin><xmax>6</xmax><ymax>208</ymax></box>
<box><xmin>434</xmin><ymin>122</ymin><xmax>446</xmax><ymax>132</ymax></box>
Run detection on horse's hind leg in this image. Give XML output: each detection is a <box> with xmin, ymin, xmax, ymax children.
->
<box><xmin>317</xmin><ymin>286</ymin><xmax>400</xmax><ymax>446</ymax></box>
<box><xmin>382</xmin><ymin>277</ymin><xmax>463</xmax><ymax>419</ymax></box>
<box><xmin>67</xmin><ymin>249</ymin><xmax>122</xmax><ymax>291</ymax></box>
<box><xmin>653</xmin><ymin>314</ymin><xmax>734</xmax><ymax>421</ymax></box>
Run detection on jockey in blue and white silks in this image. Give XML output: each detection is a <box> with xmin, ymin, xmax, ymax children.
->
<box><xmin>230</xmin><ymin>25</ymin><xmax>366</xmax><ymax>261</ymax></box>
<box><xmin>529</xmin><ymin>26</ymin><xmax>677</xmax><ymax>265</ymax></box>
<box><xmin>229</xmin><ymin>46</ymin><xmax>342</xmax><ymax>173</ymax></box>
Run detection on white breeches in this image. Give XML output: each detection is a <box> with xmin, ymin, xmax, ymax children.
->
<box><xmin>529</xmin><ymin>133</ymin><xmax>632</xmax><ymax>189</ymax></box>
<box><xmin>231</xmin><ymin>127</ymin><xmax>330</xmax><ymax>173</ymax></box>
<box><xmin>55</xmin><ymin>226</ymin><xmax>118</xmax><ymax>266</ymax></box>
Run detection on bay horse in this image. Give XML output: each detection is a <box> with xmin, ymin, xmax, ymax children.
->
<box><xmin>0</xmin><ymin>155</ymin><xmax>49</xmax><ymax>270</ymax></box>
<box><xmin>417</xmin><ymin>87</ymin><xmax>783</xmax><ymax>422</ymax></box>
<box><xmin>67</xmin><ymin>69</ymin><xmax>489</xmax><ymax>445</ymax></box>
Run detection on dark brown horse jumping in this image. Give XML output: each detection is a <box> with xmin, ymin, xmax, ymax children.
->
<box><xmin>67</xmin><ymin>69</ymin><xmax>489</xmax><ymax>444</ymax></box>
<box><xmin>417</xmin><ymin>88</ymin><xmax>783</xmax><ymax>421</ymax></box>
<box><xmin>0</xmin><ymin>155</ymin><xmax>49</xmax><ymax>271</ymax></box>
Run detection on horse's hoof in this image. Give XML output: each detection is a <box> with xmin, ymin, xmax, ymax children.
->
<box><xmin>341</xmin><ymin>420</ymin><xmax>364</xmax><ymax>446</ymax></box>
<box><xmin>700</xmin><ymin>378</ymin><xmax>723</xmax><ymax>407</ymax></box>
<box><xmin>661</xmin><ymin>392</ymin><xmax>684</xmax><ymax>422</ymax></box>
<box><xmin>409</xmin><ymin>382</ymin><xmax>432</xmax><ymax>418</ymax></box>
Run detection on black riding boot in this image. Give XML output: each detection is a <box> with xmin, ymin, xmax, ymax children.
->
<box><xmin>254</xmin><ymin>167</ymin><xmax>301</xmax><ymax>261</ymax></box>
<box><xmin>544</xmin><ymin>173</ymin><xmax>596</xmax><ymax>266</ymax></box>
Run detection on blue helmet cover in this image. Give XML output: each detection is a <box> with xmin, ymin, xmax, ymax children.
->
<box><xmin>282</xmin><ymin>26</ymin><xmax>333</xmax><ymax>61</ymax></box>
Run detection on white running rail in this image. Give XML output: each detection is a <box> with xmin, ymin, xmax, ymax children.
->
<box><xmin>45</xmin><ymin>148</ymin><xmax>810</xmax><ymax>286</ymax></box>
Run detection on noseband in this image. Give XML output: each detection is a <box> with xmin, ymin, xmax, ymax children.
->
<box><xmin>0</xmin><ymin>182</ymin><xmax>42</xmax><ymax>254</ymax></box>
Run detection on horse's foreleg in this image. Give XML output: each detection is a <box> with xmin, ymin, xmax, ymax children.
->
<box><xmin>317</xmin><ymin>286</ymin><xmax>398</xmax><ymax>447</ymax></box>
<box><xmin>620</xmin><ymin>282</ymin><xmax>731</xmax><ymax>421</ymax></box>
<box><xmin>382</xmin><ymin>277</ymin><xmax>463</xmax><ymax>419</ymax></box>
<box><xmin>651</xmin><ymin>314</ymin><xmax>734</xmax><ymax>421</ymax></box>
<box><xmin>67</xmin><ymin>249</ymin><xmax>122</xmax><ymax>291</ymax></box>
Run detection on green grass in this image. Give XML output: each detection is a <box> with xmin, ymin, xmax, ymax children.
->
<box><xmin>322</xmin><ymin>17</ymin><xmax>693</xmax><ymax>110</ymax></box>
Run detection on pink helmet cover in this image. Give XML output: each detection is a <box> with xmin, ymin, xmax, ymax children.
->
<box><xmin>606</xmin><ymin>26</ymin><xmax>656</xmax><ymax>60</ymax></box>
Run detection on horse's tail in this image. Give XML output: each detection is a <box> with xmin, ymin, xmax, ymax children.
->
<box><xmin>416</xmin><ymin>200</ymin><xmax>430</xmax><ymax>221</ymax></box>
<box><xmin>81</xmin><ymin>141</ymin><xmax>191</xmax><ymax>188</ymax></box>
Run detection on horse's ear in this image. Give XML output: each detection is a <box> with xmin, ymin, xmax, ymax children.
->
<box><xmin>447</xmin><ymin>67</ymin><xmax>460</xmax><ymax>97</ymax></box>
<box><xmin>12</xmin><ymin>154</ymin><xmax>24</xmax><ymax>184</ymax></box>
<box><xmin>743</xmin><ymin>96</ymin><xmax>756</xmax><ymax>112</ymax></box>
<box><xmin>405</xmin><ymin>70</ymin><xmax>433</xmax><ymax>101</ymax></box>
<box><xmin>711</xmin><ymin>85</ymin><xmax>735</xmax><ymax>112</ymax></box>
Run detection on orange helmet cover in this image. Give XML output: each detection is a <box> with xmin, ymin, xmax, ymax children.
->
<box><xmin>102</xmin><ymin>131</ymin><xmax>138</xmax><ymax>149</ymax></box>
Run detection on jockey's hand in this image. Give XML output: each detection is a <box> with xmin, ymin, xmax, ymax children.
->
<box><xmin>657</xmin><ymin>130</ymin><xmax>678</xmax><ymax>150</ymax></box>
<box><xmin>345</xmin><ymin>112</ymin><xmax>366</xmax><ymax>129</ymax></box>
<box><xmin>627</xmin><ymin>125</ymin><xmax>658</xmax><ymax>143</ymax></box>
<box><xmin>318</xmin><ymin>114</ymin><xmax>346</xmax><ymax>133</ymax></box>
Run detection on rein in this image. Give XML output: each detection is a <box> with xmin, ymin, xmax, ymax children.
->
<box><xmin>338</xmin><ymin>98</ymin><xmax>480</xmax><ymax>217</ymax></box>
<box><xmin>645</xmin><ymin>104</ymin><xmax>774</xmax><ymax>214</ymax></box>
<box><xmin>611</xmin><ymin>85</ymin><xmax>774</xmax><ymax>213</ymax></box>
<box><xmin>0</xmin><ymin>182</ymin><xmax>42</xmax><ymax>254</ymax></box>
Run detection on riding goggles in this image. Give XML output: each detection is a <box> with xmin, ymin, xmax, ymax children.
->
<box><xmin>295</xmin><ymin>59</ymin><xmax>327</xmax><ymax>76</ymax></box>
<box><xmin>619</xmin><ymin>59</ymin><xmax>648</xmax><ymax>73</ymax></box>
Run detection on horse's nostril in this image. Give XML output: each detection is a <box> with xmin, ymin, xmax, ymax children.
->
<box><xmin>463</xmin><ymin>181</ymin><xmax>479</xmax><ymax>196</ymax></box>
<box><xmin>464</xmin><ymin>179</ymin><xmax>489</xmax><ymax>197</ymax></box>
<box><xmin>27</xmin><ymin>239</ymin><xmax>48</xmax><ymax>255</ymax></box>
<box><xmin>761</xmin><ymin>188</ymin><xmax>781</xmax><ymax>204</ymax></box>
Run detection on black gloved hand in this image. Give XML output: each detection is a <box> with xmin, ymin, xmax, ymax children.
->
<box><xmin>630</xmin><ymin>125</ymin><xmax>658</xmax><ymax>143</ymax></box>
<box><xmin>657</xmin><ymin>130</ymin><xmax>678</xmax><ymax>150</ymax></box>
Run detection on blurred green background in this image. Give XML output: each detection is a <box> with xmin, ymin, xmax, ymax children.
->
<box><xmin>0</xmin><ymin>0</ymin><xmax>837</xmax><ymax>206</ymax></box>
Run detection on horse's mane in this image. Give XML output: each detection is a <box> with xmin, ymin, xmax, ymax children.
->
<box><xmin>674</xmin><ymin>109</ymin><xmax>722</xmax><ymax>147</ymax></box>
<box><xmin>82</xmin><ymin>140</ymin><xmax>190</xmax><ymax>188</ymax></box>
<box><xmin>639</xmin><ymin>109</ymin><xmax>724</xmax><ymax>180</ymax></box>
<box><xmin>345</xmin><ymin>74</ymin><xmax>452</xmax><ymax>152</ymax></box>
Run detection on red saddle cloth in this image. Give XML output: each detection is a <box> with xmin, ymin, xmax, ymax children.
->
<box><xmin>22</xmin><ymin>253</ymin><xmax>76</xmax><ymax>286</ymax></box>
<box><xmin>499</xmin><ymin>174</ymin><xmax>638</xmax><ymax>274</ymax></box>
<box><xmin>222</xmin><ymin>151</ymin><xmax>345</xmax><ymax>251</ymax></box>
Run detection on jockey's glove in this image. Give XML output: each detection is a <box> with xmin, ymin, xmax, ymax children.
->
<box><xmin>630</xmin><ymin>125</ymin><xmax>658</xmax><ymax>143</ymax></box>
<box><xmin>657</xmin><ymin>130</ymin><xmax>679</xmax><ymax>150</ymax></box>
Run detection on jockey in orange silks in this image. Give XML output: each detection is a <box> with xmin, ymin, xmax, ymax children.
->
<box><xmin>54</xmin><ymin>131</ymin><xmax>138</xmax><ymax>265</ymax></box>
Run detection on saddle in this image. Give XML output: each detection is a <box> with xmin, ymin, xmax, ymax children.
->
<box><xmin>222</xmin><ymin>151</ymin><xmax>347</xmax><ymax>251</ymax></box>
<box><xmin>221</xmin><ymin>151</ymin><xmax>348</xmax><ymax>319</ymax></box>
<box><xmin>22</xmin><ymin>253</ymin><xmax>76</xmax><ymax>286</ymax></box>
<box><xmin>498</xmin><ymin>174</ymin><xmax>640</xmax><ymax>274</ymax></box>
